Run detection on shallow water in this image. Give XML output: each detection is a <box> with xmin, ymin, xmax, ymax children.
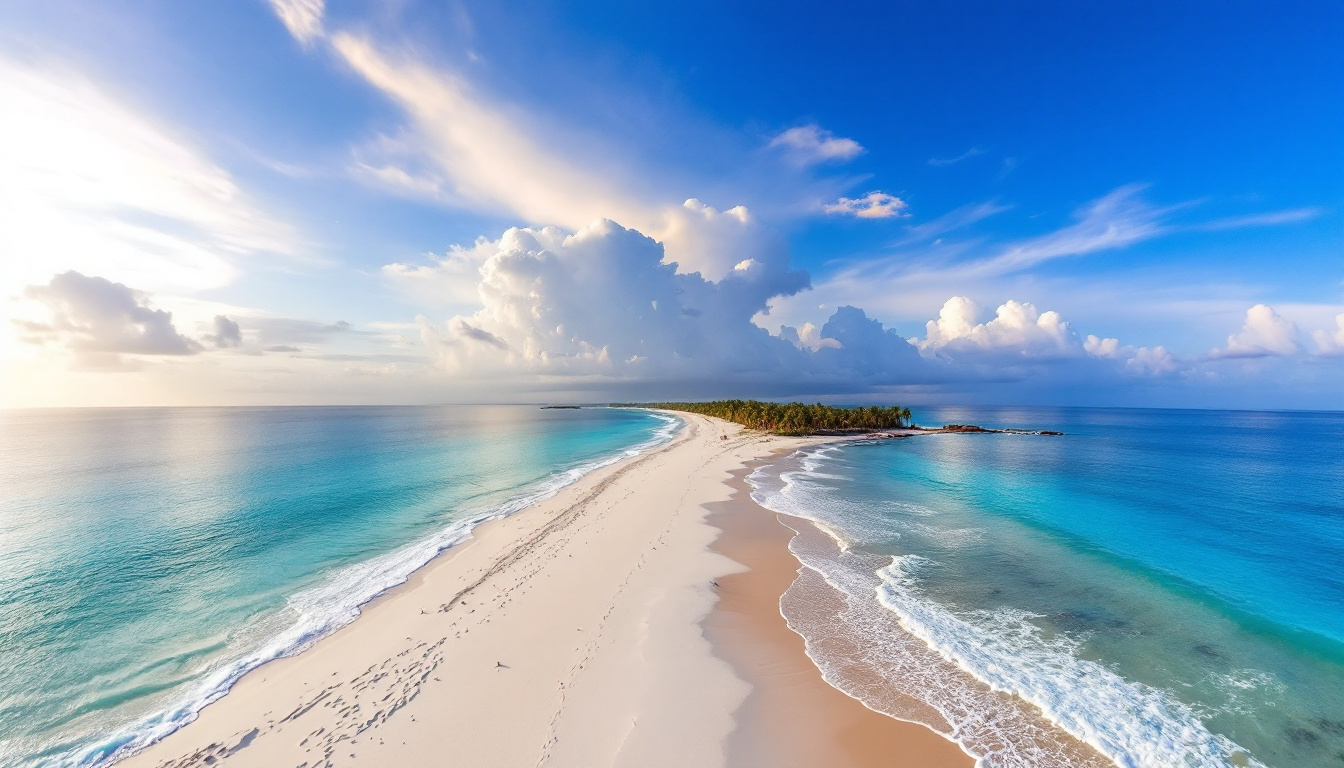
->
<box><xmin>0</xmin><ymin>405</ymin><xmax>675</xmax><ymax>767</ymax></box>
<box><xmin>751</xmin><ymin>407</ymin><xmax>1344</xmax><ymax>768</ymax></box>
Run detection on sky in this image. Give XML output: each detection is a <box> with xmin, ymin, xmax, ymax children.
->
<box><xmin>0</xmin><ymin>0</ymin><xmax>1341</xmax><ymax>409</ymax></box>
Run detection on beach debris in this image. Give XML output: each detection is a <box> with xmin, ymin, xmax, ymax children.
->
<box><xmin>496</xmin><ymin>661</ymin><xmax>509</xmax><ymax>669</ymax></box>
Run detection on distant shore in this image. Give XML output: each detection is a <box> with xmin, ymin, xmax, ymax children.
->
<box><xmin>114</xmin><ymin>414</ymin><xmax>971</xmax><ymax>767</ymax></box>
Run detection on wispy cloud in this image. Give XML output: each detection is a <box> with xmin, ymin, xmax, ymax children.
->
<box><xmin>1193</xmin><ymin>207</ymin><xmax>1324</xmax><ymax>231</ymax></box>
<box><xmin>895</xmin><ymin>200</ymin><xmax>1012</xmax><ymax>244</ymax></box>
<box><xmin>966</xmin><ymin>184</ymin><xmax>1176</xmax><ymax>276</ymax></box>
<box><xmin>822</xmin><ymin>191</ymin><xmax>909</xmax><ymax>219</ymax></box>
<box><xmin>769</xmin><ymin>125</ymin><xmax>865</xmax><ymax>166</ymax></box>
<box><xmin>268</xmin><ymin>0</ymin><xmax>326</xmax><ymax>46</ymax></box>
<box><xmin>330</xmin><ymin>33</ymin><xmax>638</xmax><ymax>229</ymax></box>
<box><xmin>928</xmin><ymin>145</ymin><xmax>987</xmax><ymax>166</ymax></box>
<box><xmin>765</xmin><ymin>184</ymin><xmax>1317</xmax><ymax>340</ymax></box>
<box><xmin>0</xmin><ymin>55</ymin><xmax>299</xmax><ymax>305</ymax></box>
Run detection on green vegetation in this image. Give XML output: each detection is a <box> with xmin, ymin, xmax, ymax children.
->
<box><xmin>622</xmin><ymin>400</ymin><xmax>912</xmax><ymax>436</ymax></box>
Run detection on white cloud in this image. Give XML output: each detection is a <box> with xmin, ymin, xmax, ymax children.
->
<box><xmin>329</xmin><ymin>33</ymin><xmax>640</xmax><ymax>229</ymax></box>
<box><xmin>404</xmin><ymin>220</ymin><xmax>926</xmax><ymax>392</ymax></box>
<box><xmin>823</xmin><ymin>191</ymin><xmax>910</xmax><ymax>219</ymax></box>
<box><xmin>779</xmin><ymin>322</ymin><xmax>842</xmax><ymax>352</ymax></box>
<box><xmin>1195</xmin><ymin>207</ymin><xmax>1323</xmax><ymax>231</ymax></box>
<box><xmin>920</xmin><ymin>297</ymin><xmax>1075</xmax><ymax>357</ymax></box>
<box><xmin>416</xmin><ymin>220</ymin><xmax>807</xmax><ymax>382</ymax></box>
<box><xmin>1084</xmin><ymin>334</ymin><xmax>1121</xmax><ymax>358</ymax></box>
<box><xmin>658</xmin><ymin>199</ymin><xmax>804</xmax><ymax>289</ymax></box>
<box><xmin>383</xmin><ymin>239</ymin><xmax>495</xmax><ymax>310</ymax></box>
<box><xmin>1085</xmin><ymin>334</ymin><xmax>1180</xmax><ymax>375</ymax></box>
<box><xmin>1127</xmin><ymin>345</ymin><xmax>1179</xmax><ymax>375</ymax></box>
<box><xmin>912</xmin><ymin>298</ymin><xmax>1187</xmax><ymax>378</ymax></box>
<box><xmin>971</xmin><ymin>184</ymin><xmax>1172</xmax><ymax>276</ymax></box>
<box><xmin>324</xmin><ymin>31</ymin><xmax>827</xmax><ymax>284</ymax></box>
<box><xmin>384</xmin><ymin>198</ymin><xmax>810</xmax><ymax>321</ymax></box>
<box><xmin>269</xmin><ymin>0</ymin><xmax>326</xmax><ymax>45</ymax></box>
<box><xmin>768</xmin><ymin>125</ymin><xmax>864</xmax><ymax>165</ymax></box>
<box><xmin>18</xmin><ymin>271</ymin><xmax>201</xmax><ymax>368</ymax></box>
<box><xmin>1211</xmin><ymin>304</ymin><xmax>1300</xmax><ymax>359</ymax></box>
<box><xmin>1311</xmin><ymin>313</ymin><xmax>1344</xmax><ymax>356</ymax></box>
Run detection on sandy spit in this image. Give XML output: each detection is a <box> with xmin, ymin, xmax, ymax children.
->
<box><xmin>116</xmin><ymin>414</ymin><xmax>970</xmax><ymax>768</ymax></box>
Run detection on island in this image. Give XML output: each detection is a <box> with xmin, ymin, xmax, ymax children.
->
<box><xmin>617</xmin><ymin>400</ymin><xmax>1062</xmax><ymax>437</ymax></box>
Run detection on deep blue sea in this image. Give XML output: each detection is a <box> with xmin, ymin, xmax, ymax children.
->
<box><xmin>0</xmin><ymin>405</ymin><xmax>676</xmax><ymax>768</ymax></box>
<box><xmin>751</xmin><ymin>407</ymin><xmax>1344</xmax><ymax>768</ymax></box>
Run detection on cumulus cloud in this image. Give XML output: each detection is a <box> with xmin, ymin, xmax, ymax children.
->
<box><xmin>204</xmin><ymin>315</ymin><xmax>243</xmax><ymax>348</ymax></box>
<box><xmin>1084</xmin><ymin>334</ymin><xmax>1121</xmax><ymax>358</ymax></box>
<box><xmin>909</xmin><ymin>298</ymin><xmax>1186</xmax><ymax>378</ymax></box>
<box><xmin>920</xmin><ymin>297</ymin><xmax>1075</xmax><ymax>357</ymax></box>
<box><xmin>406</xmin><ymin>220</ymin><xmax>930</xmax><ymax>393</ymax></box>
<box><xmin>1211</xmin><ymin>304</ymin><xmax>1300</xmax><ymax>359</ymax></box>
<box><xmin>20</xmin><ymin>271</ymin><xmax>201</xmax><ymax>367</ymax></box>
<box><xmin>416</xmin><ymin>220</ymin><xmax>806</xmax><ymax>383</ymax></box>
<box><xmin>779</xmin><ymin>322</ymin><xmax>842</xmax><ymax>352</ymax></box>
<box><xmin>810</xmin><ymin>306</ymin><xmax>925</xmax><ymax>382</ymax></box>
<box><xmin>398</xmin><ymin>216</ymin><xmax>1202</xmax><ymax>394</ymax></box>
<box><xmin>1126</xmin><ymin>345</ymin><xmax>1179</xmax><ymax>375</ymax></box>
<box><xmin>768</xmin><ymin>125</ymin><xmax>864</xmax><ymax>165</ymax></box>
<box><xmin>1313</xmin><ymin>314</ymin><xmax>1344</xmax><ymax>356</ymax></box>
<box><xmin>1086</xmin><ymin>334</ymin><xmax>1179</xmax><ymax>374</ymax></box>
<box><xmin>385</xmin><ymin>198</ymin><xmax>810</xmax><ymax>335</ymax></box>
<box><xmin>269</xmin><ymin>0</ymin><xmax>325</xmax><ymax>46</ymax></box>
<box><xmin>822</xmin><ymin>191</ymin><xmax>910</xmax><ymax>219</ymax></box>
<box><xmin>659</xmin><ymin>199</ymin><xmax>808</xmax><ymax>295</ymax></box>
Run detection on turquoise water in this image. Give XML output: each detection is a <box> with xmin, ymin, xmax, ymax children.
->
<box><xmin>751</xmin><ymin>407</ymin><xmax>1344</xmax><ymax>768</ymax></box>
<box><xmin>0</xmin><ymin>405</ymin><xmax>676</xmax><ymax>768</ymax></box>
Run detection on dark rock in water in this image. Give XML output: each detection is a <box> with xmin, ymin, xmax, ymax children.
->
<box><xmin>1312</xmin><ymin>718</ymin><xmax>1344</xmax><ymax>736</ymax></box>
<box><xmin>1285</xmin><ymin>726</ymin><xmax>1321</xmax><ymax>746</ymax></box>
<box><xmin>1193</xmin><ymin>643</ymin><xmax>1222</xmax><ymax>659</ymax></box>
<box><xmin>940</xmin><ymin>424</ymin><xmax>1065</xmax><ymax>436</ymax></box>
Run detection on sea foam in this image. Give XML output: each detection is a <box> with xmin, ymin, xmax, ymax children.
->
<box><xmin>750</xmin><ymin>444</ymin><xmax>1265</xmax><ymax>768</ymax></box>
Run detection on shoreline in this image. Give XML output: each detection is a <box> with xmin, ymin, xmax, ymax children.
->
<box><xmin>112</xmin><ymin>414</ymin><xmax>976</xmax><ymax>767</ymax></box>
<box><xmin>703</xmin><ymin>454</ymin><xmax>975</xmax><ymax>767</ymax></box>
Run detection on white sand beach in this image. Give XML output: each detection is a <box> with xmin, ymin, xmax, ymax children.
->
<box><xmin>117</xmin><ymin>414</ymin><xmax>970</xmax><ymax>768</ymax></box>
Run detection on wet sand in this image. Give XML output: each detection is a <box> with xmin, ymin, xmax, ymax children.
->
<box><xmin>705</xmin><ymin>459</ymin><xmax>976</xmax><ymax>768</ymax></box>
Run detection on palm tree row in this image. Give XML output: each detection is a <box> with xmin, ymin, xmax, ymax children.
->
<box><xmin>622</xmin><ymin>400</ymin><xmax>913</xmax><ymax>436</ymax></box>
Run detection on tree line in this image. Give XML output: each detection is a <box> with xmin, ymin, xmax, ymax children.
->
<box><xmin>619</xmin><ymin>400</ymin><xmax>913</xmax><ymax>436</ymax></box>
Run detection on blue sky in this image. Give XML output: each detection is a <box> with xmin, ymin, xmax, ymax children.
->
<box><xmin>1</xmin><ymin>0</ymin><xmax>1340</xmax><ymax>408</ymax></box>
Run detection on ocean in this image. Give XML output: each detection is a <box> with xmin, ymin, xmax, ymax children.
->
<box><xmin>749</xmin><ymin>407</ymin><xmax>1344</xmax><ymax>768</ymax></box>
<box><xmin>0</xmin><ymin>405</ymin><xmax>678</xmax><ymax>768</ymax></box>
